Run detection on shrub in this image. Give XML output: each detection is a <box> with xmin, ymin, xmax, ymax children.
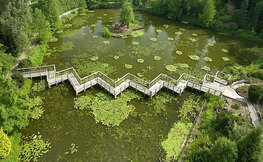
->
<box><xmin>18</xmin><ymin>59</ymin><xmax>32</xmax><ymax>68</ymax></box>
<box><xmin>251</xmin><ymin>71</ymin><xmax>263</xmax><ymax>81</ymax></box>
<box><xmin>0</xmin><ymin>128</ymin><xmax>11</xmax><ymax>159</ymax></box>
<box><xmin>102</xmin><ymin>27</ymin><xmax>111</xmax><ymax>37</ymax></box>
<box><xmin>248</xmin><ymin>85</ymin><xmax>263</xmax><ymax>104</ymax></box>
<box><xmin>234</xmin><ymin>103</ymin><xmax>242</xmax><ymax>109</ymax></box>
<box><xmin>11</xmin><ymin>72</ymin><xmax>25</xmax><ymax>88</ymax></box>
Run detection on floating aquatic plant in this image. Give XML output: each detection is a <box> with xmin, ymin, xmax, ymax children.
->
<box><xmin>90</xmin><ymin>56</ymin><xmax>99</xmax><ymax>61</ymax></box>
<box><xmin>221</xmin><ymin>49</ymin><xmax>229</xmax><ymax>53</ymax></box>
<box><xmin>137</xmin><ymin>59</ymin><xmax>144</xmax><ymax>63</ymax></box>
<box><xmin>202</xmin><ymin>66</ymin><xmax>211</xmax><ymax>71</ymax></box>
<box><xmin>168</xmin><ymin>37</ymin><xmax>174</xmax><ymax>41</ymax></box>
<box><xmin>147</xmin><ymin>66</ymin><xmax>154</xmax><ymax>70</ymax></box>
<box><xmin>103</xmin><ymin>14</ymin><xmax>107</xmax><ymax>16</ymax></box>
<box><xmin>113</xmin><ymin>56</ymin><xmax>120</xmax><ymax>60</ymax></box>
<box><xmin>98</xmin><ymin>17</ymin><xmax>102</xmax><ymax>19</ymax></box>
<box><xmin>150</xmin><ymin>38</ymin><xmax>157</xmax><ymax>41</ymax></box>
<box><xmin>90</xmin><ymin>24</ymin><xmax>96</xmax><ymax>27</ymax></box>
<box><xmin>57</xmin><ymin>41</ymin><xmax>74</xmax><ymax>52</ymax></box>
<box><xmin>178</xmin><ymin>63</ymin><xmax>189</xmax><ymax>68</ymax></box>
<box><xmin>192</xmin><ymin>33</ymin><xmax>198</xmax><ymax>36</ymax></box>
<box><xmin>179</xmin><ymin>28</ymin><xmax>186</xmax><ymax>31</ymax></box>
<box><xmin>204</xmin><ymin>57</ymin><xmax>212</xmax><ymax>62</ymax></box>
<box><xmin>132</xmin><ymin>41</ymin><xmax>139</xmax><ymax>45</ymax></box>
<box><xmin>176</xmin><ymin>51</ymin><xmax>183</xmax><ymax>55</ymax></box>
<box><xmin>103</xmin><ymin>41</ymin><xmax>110</xmax><ymax>45</ymax></box>
<box><xmin>32</xmin><ymin>80</ymin><xmax>46</xmax><ymax>92</ymax></box>
<box><xmin>156</xmin><ymin>29</ymin><xmax>162</xmax><ymax>33</ymax></box>
<box><xmin>49</xmin><ymin>37</ymin><xmax>58</xmax><ymax>42</ymax></box>
<box><xmin>222</xmin><ymin>57</ymin><xmax>230</xmax><ymax>61</ymax></box>
<box><xmin>163</xmin><ymin>24</ymin><xmax>169</xmax><ymax>28</ymax></box>
<box><xmin>202</xmin><ymin>49</ymin><xmax>208</xmax><ymax>53</ymax></box>
<box><xmin>80</xmin><ymin>13</ymin><xmax>86</xmax><ymax>16</ymax></box>
<box><xmin>208</xmin><ymin>42</ymin><xmax>214</xmax><ymax>47</ymax></box>
<box><xmin>154</xmin><ymin>56</ymin><xmax>161</xmax><ymax>60</ymax></box>
<box><xmin>124</xmin><ymin>64</ymin><xmax>132</xmax><ymax>69</ymax></box>
<box><xmin>131</xmin><ymin>30</ymin><xmax>144</xmax><ymax>37</ymax></box>
<box><xmin>175</xmin><ymin>31</ymin><xmax>182</xmax><ymax>35</ymax></box>
<box><xmin>189</xmin><ymin>37</ymin><xmax>197</xmax><ymax>42</ymax></box>
<box><xmin>92</xmin><ymin>35</ymin><xmax>98</xmax><ymax>38</ymax></box>
<box><xmin>166</xmin><ymin>65</ymin><xmax>177</xmax><ymax>72</ymax></box>
<box><xmin>57</xmin><ymin>30</ymin><xmax>63</xmax><ymax>34</ymax></box>
<box><xmin>137</xmin><ymin>73</ymin><xmax>143</xmax><ymax>77</ymax></box>
<box><xmin>64</xmin><ymin>24</ymin><xmax>72</xmax><ymax>28</ymax></box>
<box><xmin>189</xmin><ymin>55</ymin><xmax>200</xmax><ymax>61</ymax></box>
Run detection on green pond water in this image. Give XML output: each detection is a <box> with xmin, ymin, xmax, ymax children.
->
<box><xmin>22</xmin><ymin>9</ymin><xmax>261</xmax><ymax>161</ymax></box>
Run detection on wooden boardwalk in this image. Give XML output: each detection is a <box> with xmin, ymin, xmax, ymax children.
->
<box><xmin>17</xmin><ymin>64</ymin><xmax>232</xmax><ymax>98</ymax></box>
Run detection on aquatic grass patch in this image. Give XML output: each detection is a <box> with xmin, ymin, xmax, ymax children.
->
<box><xmin>168</xmin><ymin>37</ymin><xmax>174</xmax><ymax>41</ymax></box>
<box><xmin>90</xmin><ymin>56</ymin><xmax>99</xmax><ymax>61</ymax></box>
<box><xmin>124</xmin><ymin>64</ymin><xmax>133</xmax><ymax>69</ymax></box>
<box><xmin>222</xmin><ymin>57</ymin><xmax>230</xmax><ymax>61</ymax></box>
<box><xmin>73</xmin><ymin>62</ymin><xmax>116</xmax><ymax>76</ymax></box>
<box><xmin>189</xmin><ymin>55</ymin><xmax>200</xmax><ymax>61</ymax></box>
<box><xmin>150</xmin><ymin>38</ymin><xmax>157</xmax><ymax>41</ymax></box>
<box><xmin>221</xmin><ymin>49</ymin><xmax>229</xmax><ymax>53</ymax></box>
<box><xmin>103</xmin><ymin>41</ymin><xmax>110</xmax><ymax>45</ymax></box>
<box><xmin>176</xmin><ymin>50</ymin><xmax>183</xmax><ymax>55</ymax></box>
<box><xmin>154</xmin><ymin>56</ymin><xmax>161</xmax><ymax>60</ymax></box>
<box><xmin>57</xmin><ymin>41</ymin><xmax>75</xmax><ymax>52</ymax></box>
<box><xmin>29</xmin><ymin>97</ymin><xmax>44</xmax><ymax>120</ymax></box>
<box><xmin>166</xmin><ymin>65</ymin><xmax>177</xmax><ymax>72</ymax></box>
<box><xmin>177</xmin><ymin>63</ymin><xmax>189</xmax><ymax>68</ymax></box>
<box><xmin>132</xmin><ymin>41</ymin><xmax>139</xmax><ymax>45</ymax></box>
<box><xmin>202</xmin><ymin>66</ymin><xmax>211</xmax><ymax>71</ymax></box>
<box><xmin>74</xmin><ymin>95</ymin><xmax>92</xmax><ymax>110</ymax></box>
<box><xmin>137</xmin><ymin>59</ymin><xmax>144</xmax><ymax>63</ymax></box>
<box><xmin>204</xmin><ymin>57</ymin><xmax>213</xmax><ymax>62</ymax></box>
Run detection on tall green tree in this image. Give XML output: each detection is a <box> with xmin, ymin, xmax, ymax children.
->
<box><xmin>238</xmin><ymin>0</ymin><xmax>248</xmax><ymax>28</ymax></box>
<box><xmin>249</xmin><ymin>1</ymin><xmax>263</xmax><ymax>28</ymax></box>
<box><xmin>0</xmin><ymin>0</ymin><xmax>30</xmax><ymax>56</ymax></box>
<box><xmin>37</xmin><ymin>0</ymin><xmax>61</xmax><ymax>28</ymax></box>
<box><xmin>237</xmin><ymin>124</ymin><xmax>263</xmax><ymax>162</ymax></box>
<box><xmin>210</xmin><ymin>137</ymin><xmax>238</xmax><ymax>162</ymax></box>
<box><xmin>121</xmin><ymin>0</ymin><xmax>134</xmax><ymax>25</ymax></box>
<box><xmin>28</xmin><ymin>8</ymin><xmax>52</xmax><ymax>44</ymax></box>
<box><xmin>0</xmin><ymin>128</ymin><xmax>11</xmax><ymax>159</ymax></box>
<box><xmin>168</xmin><ymin>0</ymin><xmax>183</xmax><ymax>20</ymax></box>
<box><xmin>199</xmin><ymin>0</ymin><xmax>216</xmax><ymax>27</ymax></box>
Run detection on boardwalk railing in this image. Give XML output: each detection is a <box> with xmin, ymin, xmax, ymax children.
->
<box><xmin>17</xmin><ymin>65</ymin><xmax>227</xmax><ymax>97</ymax></box>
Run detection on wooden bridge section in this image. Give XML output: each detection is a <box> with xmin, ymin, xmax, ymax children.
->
<box><xmin>17</xmin><ymin>65</ymin><xmax>232</xmax><ymax>98</ymax></box>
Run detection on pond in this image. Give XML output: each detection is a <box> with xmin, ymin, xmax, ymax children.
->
<box><xmin>22</xmin><ymin>9</ymin><xmax>261</xmax><ymax>161</ymax></box>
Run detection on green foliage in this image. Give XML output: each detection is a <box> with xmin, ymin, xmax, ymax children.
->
<box><xmin>189</xmin><ymin>55</ymin><xmax>200</xmax><ymax>61</ymax></box>
<box><xmin>28</xmin><ymin>45</ymin><xmax>46</xmax><ymax>67</ymax></box>
<box><xmin>165</xmin><ymin>65</ymin><xmax>177</xmax><ymax>72</ymax></box>
<box><xmin>2</xmin><ymin>131</ymin><xmax>21</xmax><ymax>162</ymax></box>
<box><xmin>131</xmin><ymin>30</ymin><xmax>144</xmax><ymax>37</ymax></box>
<box><xmin>234</xmin><ymin>103</ymin><xmax>242</xmax><ymax>109</ymax></box>
<box><xmin>248</xmin><ymin>85</ymin><xmax>263</xmax><ymax>104</ymax></box>
<box><xmin>121</xmin><ymin>0</ymin><xmax>134</xmax><ymax>25</ymax></box>
<box><xmin>249</xmin><ymin>1</ymin><xmax>263</xmax><ymax>28</ymax></box>
<box><xmin>199</xmin><ymin>0</ymin><xmax>216</xmax><ymax>27</ymax></box>
<box><xmin>179</xmin><ymin>96</ymin><xmax>200</xmax><ymax>122</ymax></box>
<box><xmin>11</xmin><ymin>72</ymin><xmax>25</xmax><ymax>88</ymax></box>
<box><xmin>0</xmin><ymin>0</ymin><xmax>30</xmax><ymax>56</ymax></box>
<box><xmin>32</xmin><ymin>80</ymin><xmax>46</xmax><ymax>92</ymax></box>
<box><xmin>0</xmin><ymin>128</ymin><xmax>11</xmax><ymax>159</ymax></box>
<box><xmin>0</xmin><ymin>50</ymin><xmax>15</xmax><ymax>76</ymax></box>
<box><xmin>237</xmin><ymin>125</ymin><xmax>263</xmax><ymax>162</ymax></box>
<box><xmin>18</xmin><ymin>59</ymin><xmax>33</xmax><ymax>68</ymax></box>
<box><xmin>29</xmin><ymin>97</ymin><xmax>44</xmax><ymax>120</ymax></box>
<box><xmin>68</xmin><ymin>143</ymin><xmax>78</xmax><ymax>154</ymax></box>
<box><xmin>20</xmin><ymin>134</ymin><xmax>51</xmax><ymax>162</ymax></box>
<box><xmin>74</xmin><ymin>95</ymin><xmax>92</xmax><ymax>110</ymax></box>
<box><xmin>102</xmin><ymin>27</ymin><xmax>111</xmax><ymax>37</ymax></box>
<box><xmin>168</xmin><ymin>0</ymin><xmax>183</xmax><ymax>20</ymax></box>
<box><xmin>58</xmin><ymin>41</ymin><xmax>75</xmax><ymax>52</ymax></box>
<box><xmin>162</xmin><ymin>121</ymin><xmax>192</xmax><ymax>158</ymax></box>
<box><xmin>210</xmin><ymin>137</ymin><xmax>238</xmax><ymax>162</ymax></box>
<box><xmin>86</xmin><ymin>0</ymin><xmax>98</xmax><ymax>9</ymax></box>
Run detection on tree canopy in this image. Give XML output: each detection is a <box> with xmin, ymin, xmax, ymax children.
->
<box><xmin>121</xmin><ymin>0</ymin><xmax>134</xmax><ymax>25</ymax></box>
<box><xmin>0</xmin><ymin>128</ymin><xmax>11</xmax><ymax>159</ymax></box>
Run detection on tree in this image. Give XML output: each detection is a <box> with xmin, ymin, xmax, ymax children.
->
<box><xmin>248</xmin><ymin>85</ymin><xmax>263</xmax><ymax>104</ymax></box>
<box><xmin>210</xmin><ymin>137</ymin><xmax>238</xmax><ymax>162</ymax></box>
<box><xmin>237</xmin><ymin>125</ymin><xmax>263</xmax><ymax>162</ymax></box>
<box><xmin>199</xmin><ymin>0</ymin><xmax>216</xmax><ymax>27</ymax></box>
<box><xmin>86</xmin><ymin>0</ymin><xmax>98</xmax><ymax>9</ymax></box>
<box><xmin>168</xmin><ymin>0</ymin><xmax>183</xmax><ymax>20</ymax></box>
<box><xmin>249</xmin><ymin>1</ymin><xmax>263</xmax><ymax>28</ymax></box>
<box><xmin>0</xmin><ymin>0</ymin><xmax>30</xmax><ymax>56</ymax></box>
<box><xmin>238</xmin><ymin>0</ymin><xmax>248</xmax><ymax>28</ymax></box>
<box><xmin>121</xmin><ymin>0</ymin><xmax>134</xmax><ymax>25</ymax></box>
<box><xmin>28</xmin><ymin>8</ymin><xmax>52</xmax><ymax>44</ymax></box>
<box><xmin>37</xmin><ymin>0</ymin><xmax>61</xmax><ymax>28</ymax></box>
<box><xmin>0</xmin><ymin>128</ymin><xmax>11</xmax><ymax>159</ymax></box>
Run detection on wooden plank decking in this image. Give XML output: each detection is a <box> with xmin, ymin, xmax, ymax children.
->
<box><xmin>17</xmin><ymin>65</ymin><xmax>232</xmax><ymax>99</ymax></box>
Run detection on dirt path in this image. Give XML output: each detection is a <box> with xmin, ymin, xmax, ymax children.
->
<box><xmin>6</xmin><ymin>52</ymin><xmax>27</xmax><ymax>78</ymax></box>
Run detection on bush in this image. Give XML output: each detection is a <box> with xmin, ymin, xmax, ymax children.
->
<box><xmin>0</xmin><ymin>128</ymin><xmax>11</xmax><ymax>159</ymax></box>
<box><xmin>251</xmin><ymin>71</ymin><xmax>263</xmax><ymax>81</ymax></box>
<box><xmin>102</xmin><ymin>27</ymin><xmax>111</xmax><ymax>37</ymax></box>
<box><xmin>248</xmin><ymin>85</ymin><xmax>263</xmax><ymax>104</ymax></box>
<box><xmin>234</xmin><ymin>103</ymin><xmax>242</xmax><ymax>109</ymax></box>
<box><xmin>18</xmin><ymin>59</ymin><xmax>32</xmax><ymax>68</ymax></box>
<box><xmin>11</xmin><ymin>72</ymin><xmax>25</xmax><ymax>88</ymax></box>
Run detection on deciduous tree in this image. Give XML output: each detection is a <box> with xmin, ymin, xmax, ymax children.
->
<box><xmin>199</xmin><ymin>0</ymin><xmax>216</xmax><ymax>27</ymax></box>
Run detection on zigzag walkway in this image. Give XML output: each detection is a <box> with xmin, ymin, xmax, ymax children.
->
<box><xmin>17</xmin><ymin>64</ymin><xmax>234</xmax><ymax>99</ymax></box>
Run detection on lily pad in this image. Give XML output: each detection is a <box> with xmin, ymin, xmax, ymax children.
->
<box><xmin>91</xmin><ymin>56</ymin><xmax>99</xmax><ymax>61</ymax></box>
<box><xmin>124</xmin><ymin>64</ymin><xmax>132</xmax><ymax>69</ymax></box>
<box><xmin>64</xmin><ymin>24</ymin><xmax>72</xmax><ymax>28</ymax></box>
<box><xmin>221</xmin><ymin>49</ymin><xmax>229</xmax><ymax>53</ymax></box>
<box><xmin>192</xmin><ymin>33</ymin><xmax>198</xmax><ymax>36</ymax></box>
<box><xmin>132</xmin><ymin>41</ymin><xmax>139</xmax><ymax>46</ymax></box>
<box><xmin>163</xmin><ymin>24</ymin><xmax>169</xmax><ymax>28</ymax></box>
<box><xmin>156</xmin><ymin>29</ymin><xmax>162</xmax><ymax>33</ymax></box>
<box><xmin>176</xmin><ymin>51</ymin><xmax>183</xmax><ymax>55</ymax></box>
<box><xmin>175</xmin><ymin>31</ymin><xmax>182</xmax><ymax>35</ymax></box>
<box><xmin>103</xmin><ymin>41</ymin><xmax>110</xmax><ymax>45</ymax></box>
<box><xmin>90</xmin><ymin>24</ymin><xmax>96</xmax><ymax>27</ymax></box>
<box><xmin>189</xmin><ymin>55</ymin><xmax>200</xmax><ymax>61</ymax></box>
<box><xmin>137</xmin><ymin>73</ymin><xmax>143</xmax><ymax>77</ymax></box>
<box><xmin>103</xmin><ymin>14</ymin><xmax>107</xmax><ymax>16</ymax></box>
<box><xmin>92</xmin><ymin>35</ymin><xmax>98</xmax><ymax>38</ymax></box>
<box><xmin>113</xmin><ymin>56</ymin><xmax>119</xmax><ymax>60</ymax></box>
<box><xmin>178</xmin><ymin>63</ymin><xmax>189</xmax><ymax>68</ymax></box>
<box><xmin>154</xmin><ymin>56</ymin><xmax>161</xmax><ymax>61</ymax></box>
<box><xmin>222</xmin><ymin>57</ymin><xmax>230</xmax><ymax>61</ymax></box>
<box><xmin>166</xmin><ymin>65</ymin><xmax>177</xmax><ymax>72</ymax></box>
<box><xmin>204</xmin><ymin>57</ymin><xmax>212</xmax><ymax>62</ymax></box>
<box><xmin>189</xmin><ymin>37</ymin><xmax>197</xmax><ymax>42</ymax></box>
<box><xmin>208</xmin><ymin>42</ymin><xmax>214</xmax><ymax>47</ymax></box>
<box><xmin>202</xmin><ymin>66</ymin><xmax>211</xmax><ymax>71</ymax></box>
<box><xmin>131</xmin><ymin>30</ymin><xmax>144</xmax><ymax>37</ymax></box>
<box><xmin>150</xmin><ymin>38</ymin><xmax>157</xmax><ymax>41</ymax></box>
<box><xmin>98</xmin><ymin>17</ymin><xmax>102</xmax><ymax>19</ymax></box>
<box><xmin>168</xmin><ymin>37</ymin><xmax>174</xmax><ymax>41</ymax></box>
<box><xmin>137</xmin><ymin>59</ymin><xmax>144</xmax><ymax>63</ymax></box>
